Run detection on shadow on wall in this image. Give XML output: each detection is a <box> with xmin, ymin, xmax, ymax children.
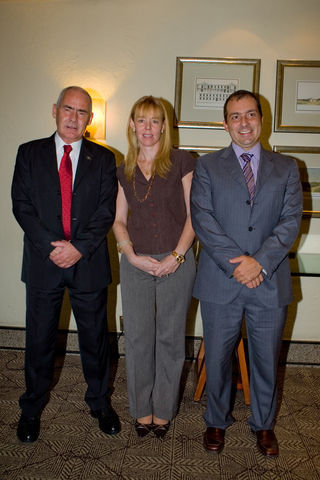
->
<box><xmin>259</xmin><ymin>95</ymin><xmax>272</xmax><ymax>151</ymax></box>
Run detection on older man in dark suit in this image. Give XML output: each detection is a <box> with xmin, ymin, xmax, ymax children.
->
<box><xmin>12</xmin><ymin>86</ymin><xmax>119</xmax><ymax>443</ymax></box>
<box><xmin>191</xmin><ymin>90</ymin><xmax>302</xmax><ymax>456</ymax></box>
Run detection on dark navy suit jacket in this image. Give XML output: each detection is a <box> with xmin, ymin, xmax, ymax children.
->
<box><xmin>12</xmin><ymin>135</ymin><xmax>117</xmax><ymax>291</ymax></box>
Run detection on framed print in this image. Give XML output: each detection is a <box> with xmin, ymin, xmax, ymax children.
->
<box><xmin>273</xmin><ymin>145</ymin><xmax>320</xmax><ymax>217</ymax></box>
<box><xmin>175</xmin><ymin>145</ymin><xmax>222</xmax><ymax>157</ymax></box>
<box><xmin>174</xmin><ymin>57</ymin><xmax>261</xmax><ymax>129</ymax></box>
<box><xmin>274</xmin><ymin>60</ymin><xmax>320</xmax><ymax>133</ymax></box>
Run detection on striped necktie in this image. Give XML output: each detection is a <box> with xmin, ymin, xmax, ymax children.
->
<box><xmin>241</xmin><ymin>153</ymin><xmax>255</xmax><ymax>205</ymax></box>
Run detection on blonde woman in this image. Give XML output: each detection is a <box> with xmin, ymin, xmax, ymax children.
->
<box><xmin>113</xmin><ymin>96</ymin><xmax>195</xmax><ymax>438</ymax></box>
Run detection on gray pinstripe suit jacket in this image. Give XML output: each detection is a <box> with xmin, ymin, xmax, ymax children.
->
<box><xmin>190</xmin><ymin>144</ymin><xmax>302</xmax><ymax>307</ymax></box>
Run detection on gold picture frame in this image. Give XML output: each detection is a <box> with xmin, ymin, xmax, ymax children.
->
<box><xmin>274</xmin><ymin>60</ymin><xmax>320</xmax><ymax>133</ymax></box>
<box><xmin>175</xmin><ymin>145</ymin><xmax>223</xmax><ymax>157</ymax></box>
<box><xmin>273</xmin><ymin>145</ymin><xmax>320</xmax><ymax>217</ymax></box>
<box><xmin>174</xmin><ymin>57</ymin><xmax>261</xmax><ymax>129</ymax></box>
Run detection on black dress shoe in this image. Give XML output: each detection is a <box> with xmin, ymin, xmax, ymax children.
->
<box><xmin>153</xmin><ymin>422</ymin><xmax>170</xmax><ymax>439</ymax></box>
<box><xmin>134</xmin><ymin>421</ymin><xmax>153</xmax><ymax>438</ymax></box>
<box><xmin>253</xmin><ymin>429</ymin><xmax>279</xmax><ymax>457</ymax></box>
<box><xmin>203</xmin><ymin>427</ymin><xmax>225</xmax><ymax>454</ymax></box>
<box><xmin>17</xmin><ymin>414</ymin><xmax>40</xmax><ymax>443</ymax></box>
<box><xmin>91</xmin><ymin>408</ymin><xmax>121</xmax><ymax>435</ymax></box>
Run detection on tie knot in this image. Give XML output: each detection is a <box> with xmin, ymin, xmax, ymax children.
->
<box><xmin>64</xmin><ymin>144</ymin><xmax>72</xmax><ymax>155</ymax></box>
<box><xmin>241</xmin><ymin>153</ymin><xmax>253</xmax><ymax>163</ymax></box>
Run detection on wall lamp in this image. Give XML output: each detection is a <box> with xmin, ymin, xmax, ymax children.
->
<box><xmin>85</xmin><ymin>88</ymin><xmax>106</xmax><ymax>140</ymax></box>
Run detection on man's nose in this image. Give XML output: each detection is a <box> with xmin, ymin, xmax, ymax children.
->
<box><xmin>70</xmin><ymin>109</ymin><xmax>77</xmax><ymax>121</ymax></box>
<box><xmin>240</xmin><ymin>114</ymin><xmax>248</xmax><ymax>126</ymax></box>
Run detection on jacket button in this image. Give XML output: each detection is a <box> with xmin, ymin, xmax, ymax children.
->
<box><xmin>246</xmin><ymin>200</ymin><xmax>251</xmax><ymax>205</ymax></box>
<box><xmin>244</xmin><ymin>251</ymin><xmax>250</xmax><ymax>256</ymax></box>
<box><xmin>248</xmin><ymin>226</ymin><xmax>253</xmax><ymax>231</ymax></box>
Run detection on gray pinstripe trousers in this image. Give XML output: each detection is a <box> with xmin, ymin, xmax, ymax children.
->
<box><xmin>120</xmin><ymin>248</ymin><xmax>196</xmax><ymax>420</ymax></box>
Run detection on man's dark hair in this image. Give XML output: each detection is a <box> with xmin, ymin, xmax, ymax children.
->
<box><xmin>223</xmin><ymin>90</ymin><xmax>263</xmax><ymax>121</ymax></box>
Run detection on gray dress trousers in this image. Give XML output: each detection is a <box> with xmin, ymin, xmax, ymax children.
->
<box><xmin>120</xmin><ymin>248</ymin><xmax>195</xmax><ymax>420</ymax></box>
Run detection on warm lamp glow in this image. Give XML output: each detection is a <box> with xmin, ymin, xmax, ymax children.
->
<box><xmin>85</xmin><ymin>89</ymin><xmax>106</xmax><ymax>140</ymax></box>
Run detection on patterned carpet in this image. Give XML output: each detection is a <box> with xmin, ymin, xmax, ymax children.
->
<box><xmin>0</xmin><ymin>349</ymin><xmax>319</xmax><ymax>480</ymax></box>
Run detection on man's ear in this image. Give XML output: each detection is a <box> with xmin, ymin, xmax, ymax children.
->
<box><xmin>52</xmin><ymin>104</ymin><xmax>57</xmax><ymax>119</ymax></box>
<box><xmin>223</xmin><ymin>120</ymin><xmax>229</xmax><ymax>132</ymax></box>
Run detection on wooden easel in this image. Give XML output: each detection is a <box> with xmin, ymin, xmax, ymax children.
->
<box><xmin>194</xmin><ymin>337</ymin><xmax>250</xmax><ymax>405</ymax></box>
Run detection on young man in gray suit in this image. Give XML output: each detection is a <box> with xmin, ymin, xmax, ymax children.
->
<box><xmin>190</xmin><ymin>90</ymin><xmax>302</xmax><ymax>456</ymax></box>
<box><xmin>12</xmin><ymin>86</ymin><xmax>119</xmax><ymax>443</ymax></box>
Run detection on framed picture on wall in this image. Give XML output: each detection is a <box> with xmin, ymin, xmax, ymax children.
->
<box><xmin>273</xmin><ymin>145</ymin><xmax>320</xmax><ymax>217</ymax></box>
<box><xmin>174</xmin><ymin>57</ymin><xmax>261</xmax><ymax>129</ymax></box>
<box><xmin>274</xmin><ymin>60</ymin><xmax>320</xmax><ymax>133</ymax></box>
<box><xmin>175</xmin><ymin>145</ymin><xmax>223</xmax><ymax>157</ymax></box>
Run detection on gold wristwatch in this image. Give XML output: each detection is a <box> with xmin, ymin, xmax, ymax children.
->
<box><xmin>171</xmin><ymin>251</ymin><xmax>185</xmax><ymax>264</ymax></box>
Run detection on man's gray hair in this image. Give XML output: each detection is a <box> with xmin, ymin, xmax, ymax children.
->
<box><xmin>56</xmin><ymin>86</ymin><xmax>92</xmax><ymax>111</ymax></box>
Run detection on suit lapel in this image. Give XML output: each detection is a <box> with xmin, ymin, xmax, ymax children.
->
<box><xmin>40</xmin><ymin>135</ymin><xmax>60</xmax><ymax>186</ymax></box>
<box><xmin>221</xmin><ymin>145</ymin><xmax>248</xmax><ymax>192</ymax></box>
<box><xmin>74</xmin><ymin>138</ymin><xmax>93</xmax><ymax>191</ymax></box>
<box><xmin>255</xmin><ymin>148</ymin><xmax>274</xmax><ymax>196</ymax></box>
<box><xmin>36</xmin><ymin>136</ymin><xmax>63</xmax><ymax>231</ymax></box>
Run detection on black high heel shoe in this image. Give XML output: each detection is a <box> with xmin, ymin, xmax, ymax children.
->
<box><xmin>134</xmin><ymin>421</ymin><xmax>153</xmax><ymax>438</ymax></box>
<box><xmin>153</xmin><ymin>422</ymin><xmax>170</xmax><ymax>439</ymax></box>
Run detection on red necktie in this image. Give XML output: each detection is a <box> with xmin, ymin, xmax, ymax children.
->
<box><xmin>241</xmin><ymin>153</ymin><xmax>255</xmax><ymax>205</ymax></box>
<box><xmin>59</xmin><ymin>145</ymin><xmax>73</xmax><ymax>240</ymax></box>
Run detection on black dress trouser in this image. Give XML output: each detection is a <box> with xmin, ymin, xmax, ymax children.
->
<box><xmin>20</xmin><ymin>273</ymin><xmax>110</xmax><ymax>417</ymax></box>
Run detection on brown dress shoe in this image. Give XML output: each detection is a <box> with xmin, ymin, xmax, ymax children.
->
<box><xmin>203</xmin><ymin>427</ymin><xmax>225</xmax><ymax>454</ymax></box>
<box><xmin>255</xmin><ymin>429</ymin><xmax>279</xmax><ymax>457</ymax></box>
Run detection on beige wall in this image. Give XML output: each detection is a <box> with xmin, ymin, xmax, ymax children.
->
<box><xmin>1</xmin><ymin>0</ymin><xmax>319</xmax><ymax>339</ymax></box>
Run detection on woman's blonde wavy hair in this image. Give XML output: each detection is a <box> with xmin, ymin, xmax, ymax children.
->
<box><xmin>124</xmin><ymin>96</ymin><xmax>172</xmax><ymax>181</ymax></box>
